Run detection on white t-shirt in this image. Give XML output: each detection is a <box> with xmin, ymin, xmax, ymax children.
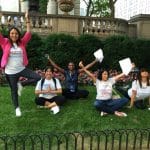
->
<box><xmin>128</xmin><ymin>80</ymin><xmax>150</xmax><ymax>100</ymax></box>
<box><xmin>5</xmin><ymin>44</ymin><xmax>25</xmax><ymax>74</ymax></box>
<box><xmin>35</xmin><ymin>78</ymin><xmax>62</xmax><ymax>99</ymax></box>
<box><xmin>96</xmin><ymin>78</ymin><xmax>116</xmax><ymax>100</ymax></box>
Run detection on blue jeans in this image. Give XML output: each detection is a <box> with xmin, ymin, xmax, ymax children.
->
<box><xmin>6</xmin><ymin>68</ymin><xmax>41</xmax><ymax>109</ymax></box>
<box><xmin>94</xmin><ymin>98</ymin><xmax>129</xmax><ymax>114</ymax></box>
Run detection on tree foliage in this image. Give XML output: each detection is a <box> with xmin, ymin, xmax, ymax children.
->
<box><xmin>39</xmin><ymin>0</ymin><xmax>48</xmax><ymax>14</ymax></box>
<box><xmin>82</xmin><ymin>0</ymin><xmax>118</xmax><ymax>18</ymax></box>
<box><xmin>93</xmin><ymin>0</ymin><xmax>110</xmax><ymax>17</ymax></box>
<box><xmin>37</xmin><ymin>0</ymin><xmax>117</xmax><ymax>17</ymax></box>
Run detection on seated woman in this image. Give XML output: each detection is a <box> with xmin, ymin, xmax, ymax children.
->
<box><xmin>128</xmin><ymin>68</ymin><xmax>150</xmax><ymax>109</ymax></box>
<box><xmin>48</xmin><ymin>57</ymin><xmax>98</xmax><ymax>100</ymax></box>
<box><xmin>79</xmin><ymin>61</ymin><xmax>129</xmax><ymax>117</ymax></box>
<box><xmin>35</xmin><ymin>67</ymin><xmax>66</xmax><ymax>114</ymax></box>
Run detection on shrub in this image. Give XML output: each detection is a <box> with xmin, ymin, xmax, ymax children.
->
<box><xmin>102</xmin><ymin>35</ymin><xmax>128</xmax><ymax>69</ymax></box>
<box><xmin>27</xmin><ymin>33</ymin><xmax>46</xmax><ymax>69</ymax></box>
<box><xmin>77</xmin><ymin>34</ymin><xmax>103</xmax><ymax>61</ymax></box>
<box><xmin>43</xmin><ymin>33</ymin><xmax>78</xmax><ymax>68</ymax></box>
<box><xmin>133</xmin><ymin>39</ymin><xmax>150</xmax><ymax>69</ymax></box>
<box><xmin>103</xmin><ymin>35</ymin><xmax>150</xmax><ymax>70</ymax></box>
<box><xmin>1</xmin><ymin>28</ymin><xmax>150</xmax><ymax>71</ymax></box>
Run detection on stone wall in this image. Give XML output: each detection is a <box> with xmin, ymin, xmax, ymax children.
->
<box><xmin>0</xmin><ymin>11</ymin><xmax>150</xmax><ymax>39</ymax></box>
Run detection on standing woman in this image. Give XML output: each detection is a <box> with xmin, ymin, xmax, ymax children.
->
<box><xmin>128</xmin><ymin>68</ymin><xmax>150</xmax><ymax>109</ymax></box>
<box><xmin>0</xmin><ymin>12</ymin><xmax>41</xmax><ymax>117</ymax></box>
<box><xmin>79</xmin><ymin>61</ymin><xmax>129</xmax><ymax>117</ymax></box>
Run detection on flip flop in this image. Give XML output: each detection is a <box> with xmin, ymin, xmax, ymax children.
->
<box><xmin>115</xmin><ymin>111</ymin><xmax>127</xmax><ymax>117</ymax></box>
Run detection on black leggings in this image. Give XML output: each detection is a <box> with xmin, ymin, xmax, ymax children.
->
<box><xmin>6</xmin><ymin>68</ymin><xmax>41</xmax><ymax>109</ymax></box>
<box><xmin>35</xmin><ymin>96</ymin><xmax>66</xmax><ymax>106</ymax></box>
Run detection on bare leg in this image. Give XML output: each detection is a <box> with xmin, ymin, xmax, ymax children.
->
<box><xmin>45</xmin><ymin>101</ymin><xmax>57</xmax><ymax>108</ymax></box>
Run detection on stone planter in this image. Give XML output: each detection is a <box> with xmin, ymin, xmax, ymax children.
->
<box><xmin>58</xmin><ymin>0</ymin><xmax>74</xmax><ymax>14</ymax></box>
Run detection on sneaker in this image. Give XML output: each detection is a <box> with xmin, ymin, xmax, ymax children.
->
<box><xmin>15</xmin><ymin>107</ymin><xmax>21</xmax><ymax>117</ymax></box>
<box><xmin>50</xmin><ymin>106</ymin><xmax>60</xmax><ymax>114</ymax></box>
<box><xmin>17</xmin><ymin>82</ymin><xmax>23</xmax><ymax>96</ymax></box>
<box><xmin>100</xmin><ymin>111</ymin><xmax>108</xmax><ymax>116</ymax></box>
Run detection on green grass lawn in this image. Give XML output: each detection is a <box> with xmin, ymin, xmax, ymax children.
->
<box><xmin>0</xmin><ymin>85</ymin><xmax>150</xmax><ymax>136</ymax></box>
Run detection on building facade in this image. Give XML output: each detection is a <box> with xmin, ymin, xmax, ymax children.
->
<box><xmin>0</xmin><ymin>0</ymin><xmax>19</xmax><ymax>12</ymax></box>
<box><xmin>115</xmin><ymin>0</ymin><xmax>150</xmax><ymax>20</ymax></box>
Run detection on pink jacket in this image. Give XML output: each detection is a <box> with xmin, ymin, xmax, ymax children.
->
<box><xmin>0</xmin><ymin>32</ymin><xmax>31</xmax><ymax>68</ymax></box>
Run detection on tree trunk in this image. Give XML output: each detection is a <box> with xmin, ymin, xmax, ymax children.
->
<box><xmin>109</xmin><ymin>0</ymin><xmax>117</xmax><ymax>18</ymax></box>
<box><xmin>86</xmin><ymin>0</ymin><xmax>92</xmax><ymax>16</ymax></box>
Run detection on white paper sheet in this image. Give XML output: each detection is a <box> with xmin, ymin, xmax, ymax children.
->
<box><xmin>94</xmin><ymin>49</ymin><xmax>104</xmax><ymax>62</ymax></box>
<box><xmin>119</xmin><ymin>58</ymin><xmax>132</xmax><ymax>75</ymax></box>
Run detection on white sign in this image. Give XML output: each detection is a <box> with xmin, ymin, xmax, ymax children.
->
<box><xmin>119</xmin><ymin>58</ymin><xmax>132</xmax><ymax>75</ymax></box>
<box><xmin>94</xmin><ymin>49</ymin><xmax>104</xmax><ymax>63</ymax></box>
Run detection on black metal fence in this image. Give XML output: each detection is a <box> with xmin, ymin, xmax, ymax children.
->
<box><xmin>0</xmin><ymin>128</ymin><xmax>150</xmax><ymax>150</ymax></box>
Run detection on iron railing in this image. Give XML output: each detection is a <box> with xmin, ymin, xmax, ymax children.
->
<box><xmin>0</xmin><ymin>128</ymin><xmax>150</xmax><ymax>150</ymax></box>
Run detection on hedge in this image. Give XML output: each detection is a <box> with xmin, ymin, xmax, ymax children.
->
<box><xmin>0</xmin><ymin>30</ymin><xmax>150</xmax><ymax>70</ymax></box>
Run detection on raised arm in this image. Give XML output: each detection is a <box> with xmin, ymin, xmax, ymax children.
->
<box><xmin>79</xmin><ymin>61</ymin><xmax>96</xmax><ymax>83</ymax></box>
<box><xmin>114</xmin><ymin>62</ymin><xmax>135</xmax><ymax>81</ymax></box>
<box><xmin>25</xmin><ymin>11</ymin><xmax>30</xmax><ymax>32</ymax></box>
<box><xmin>78</xmin><ymin>59</ymin><xmax>98</xmax><ymax>73</ymax></box>
<box><xmin>113</xmin><ymin>73</ymin><xmax>125</xmax><ymax>81</ymax></box>
<box><xmin>48</xmin><ymin>57</ymin><xmax>64</xmax><ymax>74</ymax></box>
<box><xmin>21</xmin><ymin>11</ymin><xmax>31</xmax><ymax>44</ymax></box>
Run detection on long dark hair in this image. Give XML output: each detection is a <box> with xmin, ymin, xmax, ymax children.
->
<box><xmin>137</xmin><ymin>68</ymin><xmax>150</xmax><ymax>87</ymax></box>
<box><xmin>8</xmin><ymin>27</ymin><xmax>21</xmax><ymax>46</ymax></box>
<box><xmin>97</xmin><ymin>68</ymin><xmax>109</xmax><ymax>81</ymax></box>
<box><xmin>44</xmin><ymin>66</ymin><xmax>53</xmax><ymax>73</ymax></box>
